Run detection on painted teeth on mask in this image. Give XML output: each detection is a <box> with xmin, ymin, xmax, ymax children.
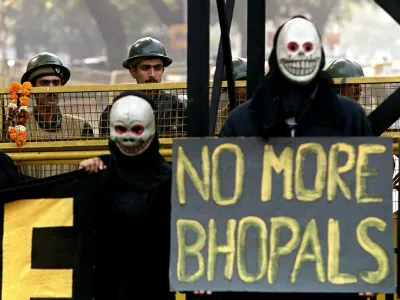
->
<box><xmin>282</xmin><ymin>60</ymin><xmax>317</xmax><ymax>76</ymax></box>
<box><xmin>118</xmin><ymin>140</ymin><xmax>150</xmax><ymax>154</ymax></box>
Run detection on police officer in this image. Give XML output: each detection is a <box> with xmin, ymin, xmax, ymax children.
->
<box><xmin>325</xmin><ymin>58</ymin><xmax>364</xmax><ymax>102</ymax></box>
<box><xmin>99</xmin><ymin>37</ymin><xmax>187</xmax><ymax>137</ymax></box>
<box><xmin>223</xmin><ymin>57</ymin><xmax>247</xmax><ymax>102</ymax></box>
<box><xmin>327</xmin><ymin>58</ymin><xmax>397</xmax><ymax>174</ymax></box>
<box><xmin>216</xmin><ymin>58</ymin><xmax>248</xmax><ymax>134</ymax></box>
<box><xmin>21</xmin><ymin>52</ymin><xmax>93</xmax><ymax>138</ymax></box>
<box><xmin>20</xmin><ymin>52</ymin><xmax>93</xmax><ymax>178</ymax></box>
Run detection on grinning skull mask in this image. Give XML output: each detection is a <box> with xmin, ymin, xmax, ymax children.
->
<box><xmin>110</xmin><ymin>95</ymin><xmax>156</xmax><ymax>156</ymax></box>
<box><xmin>276</xmin><ymin>17</ymin><xmax>322</xmax><ymax>85</ymax></box>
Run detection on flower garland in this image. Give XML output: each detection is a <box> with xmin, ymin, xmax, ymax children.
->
<box><xmin>7</xmin><ymin>82</ymin><xmax>32</xmax><ymax>147</ymax></box>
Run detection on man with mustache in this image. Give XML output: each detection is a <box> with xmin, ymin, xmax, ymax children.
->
<box><xmin>20</xmin><ymin>52</ymin><xmax>93</xmax><ymax>177</ymax></box>
<box><xmin>22</xmin><ymin>52</ymin><xmax>93</xmax><ymax>138</ymax></box>
<box><xmin>99</xmin><ymin>37</ymin><xmax>187</xmax><ymax>138</ymax></box>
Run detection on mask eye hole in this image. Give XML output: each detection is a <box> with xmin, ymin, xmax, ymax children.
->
<box><xmin>287</xmin><ymin>41</ymin><xmax>299</xmax><ymax>53</ymax></box>
<box><xmin>131</xmin><ymin>125</ymin><xmax>144</xmax><ymax>135</ymax></box>
<box><xmin>115</xmin><ymin>125</ymin><xmax>127</xmax><ymax>134</ymax></box>
<box><xmin>303</xmin><ymin>42</ymin><xmax>314</xmax><ymax>52</ymax></box>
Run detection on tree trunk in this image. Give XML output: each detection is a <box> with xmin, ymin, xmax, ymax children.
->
<box><xmin>13</xmin><ymin>0</ymin><xmax>34</xmax><ymax>59</ymax></box>
<box><xmin>149</xmin><ymin>0</ymin><xmax>183</xmax><ymax>25</ymax></box>
<box><xmin>14</xmin><ymin>30</ymin><xmax>25</xmax><ymax>59</ymax></box>
<box><xmin>307</xmin><ymin>0</ymin><xmax>337</xmax><ymax>34</ymax></box>
<box><xmin>83</xmin><ymin>0</ymin><xmax>127</xmax><ymax>71</ymax></box>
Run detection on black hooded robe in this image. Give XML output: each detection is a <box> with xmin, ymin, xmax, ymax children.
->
<box><xmin>216</xmin><ymin>16</ymin><xmax>373</xmax><ymax>300</ymax></box>
<box><xmin>0</xmin><ymin>150</ymin><xmax>33</xmax><ymax>189</ymax></box>
<box><xmin>89</xmin><ymin>139</ymin><xmax>175</xmax><ymax>299</ymax></box>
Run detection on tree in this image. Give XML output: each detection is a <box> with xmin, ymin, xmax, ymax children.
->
<box><xmin>9</xmin><ymin>0</ymin><xmax>127</xmax><ymax>70</ymax></box>
<box><xmin>83</xmin><ymin>0</ymin><xmax>127</xmax><ymax>70</ymax></box>
<box><xmin>11</xmin><ymin>0</ymin><xmax>103</xmax><ymax>61</ymax></box>
<box><xmin>10</xmin><ymin>0</ymin><xmax>165</xmax><ymax>70</ymax></box>
<box><xmin>148</xmin><ymin>0</ymin><xmax>367</xmax><ymax>56</ymax></box>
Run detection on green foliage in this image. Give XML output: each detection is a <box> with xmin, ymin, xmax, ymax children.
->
<box><xmin>109</xmin><ymin>0</ymin><xmax>162</xmax><ymax>37</ymax></box>
<box><xmin>4</xmin><ymin>0</ymin><xmax>378</xmax><ymax>62</ymax></box>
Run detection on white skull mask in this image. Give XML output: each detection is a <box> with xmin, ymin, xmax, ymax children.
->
<box><xmin>110</xmin><ymin>95</ymin><xmax>156</xmax><ymax>156</ymax></box>
<box><xmin>276</xmin><ymin>18</ymin><xmax>322</xmax><ymax>85</ymax></box>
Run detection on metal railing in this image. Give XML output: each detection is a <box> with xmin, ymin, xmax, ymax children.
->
<box><xmin>0</xmin><ymin>78</ymin><xmax>397</xmax><ymax>299</ymax></box>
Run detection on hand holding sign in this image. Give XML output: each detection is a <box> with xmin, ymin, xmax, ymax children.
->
<box><xmin>170</xmin><ymin>137</ymin><xmax>395</xmax><ymax>294</ymax></box>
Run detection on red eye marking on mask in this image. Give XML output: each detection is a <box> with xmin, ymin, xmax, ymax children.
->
<box><xmin>131</xmin><ymin>125</ymin><xmax>144</xmax><ymax>135</ymax></box>
<box><xmin>115</xmin><ymin>125</ymin><xmax>127</xmax><ymax>134</ymax></box>
<box><xmin>303</xmin><ymin>42</ymin><xmax>314</xmax><ymax>52</ymax></box>
<box><xmin>287</xmin><ymin>41</ymin><xmax>299</xmax><ymax>52</ymax></box>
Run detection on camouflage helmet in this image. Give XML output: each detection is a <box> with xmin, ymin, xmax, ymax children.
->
<box><xmin>122</xmin><ymin>37</ymin><xmax>172</xmax><ymax>69</ymax></box>
<box><xmin>21</xmin><ymin>52</ymin><xmax>70</xmax><ymax>85</ymax></box>
<box><xmin>325</xmin><ymin>58</ymin><xmax>364</xmax><ymax>78</ymax></box>
<box><xmin>222</xmin><ymin>58</ymin><xmax>247</xmax><ymax>81</ymax></box>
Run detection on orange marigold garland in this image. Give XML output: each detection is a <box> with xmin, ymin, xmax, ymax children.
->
<box><xmin>7</xmin><ymin>81</ymin><xmax>32</xmax><ymax>147</ymax></box>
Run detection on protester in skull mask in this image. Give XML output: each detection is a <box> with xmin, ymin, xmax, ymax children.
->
<box><xmin>80</xmin><ymin>91</ymin><xmax>174</xmax><ymax>300</ymax></box>
<box><xmin>220</xmin><ymin>16</ymin><xmax>372</xmax><ymax>139</ymax></box>
<box><xmin>212</xmin><ymin>16</ymin><xmax>374</xmax><ymax>300</ymax></box>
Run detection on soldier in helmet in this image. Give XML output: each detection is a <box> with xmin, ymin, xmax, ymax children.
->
<box><xmin>327</xmin><ymin>58</ymin><xmax>396</xmax><ymax>174</ymax></box>
<box><xmin>216</xmin><ymin>58</ymin><xmax>248</xmax><ymax>134</ymax></box>
<box><xmin>21</xmin><ymin>52</ymin><xmax>93</xmax><ymax>138</ymax></box>
<box><xmin>224</xmin><ymin>57</ymin><xmax>247</xmax><ymax>102</ymax></box>
<box><xmin>19</xmin><ymin>52</ymin><xmax>93</xmax><ymax>177</ymax></box>
<box><xmin>99</xmin><ymin>37</ymin><xmax>187</xmax><ymax>138</ymax></box>
<box><xmin>325</xmin><ymin>58</ymin><xmax>364</xmax><ymax>102</ymax></box>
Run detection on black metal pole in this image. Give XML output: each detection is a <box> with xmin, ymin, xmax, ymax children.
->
<box><xmin>187</xmin><ymin>0</ymin><xmax>210</xmax><ymax>137</ymax></box>
<box><xmin>246</xmin><ymin>0</ymin><xmax>265</xmax><ymax>100</ymax></box>
<box><xmin>374</xmin><ymin>0</ymin><xmax>400</xmax><ymax>24</ymax></box>
<box><xmin>397</xmin><ymin>147</ymin><xmax>400</xmax><ymax>298</ymax></box>
<box><xmin>209</xmin><ymin>0</ymin><xmax>236</xmax><ymax>136</ymax></box>
<box><xmin>216</xmin><ymin>0</ymin><xmax>236</xmax><ymax>111</ymax></box>
<box><xmin>368</xmin><ymin>84</ymin><xmax>400</xmax><ymax>136</ymax></box>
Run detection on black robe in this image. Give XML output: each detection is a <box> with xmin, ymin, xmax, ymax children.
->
<box><xmin>215</xmin><ymin>16</ymin><xmax>372</xmax><ymax>300</ymax></box>
<box><xmin>0</xmin><ymin>150</ymin><xmax>32</xmax><ymax>189</ymax></box>
<box><xmin>92</xmin><ymin>139</ymin><xmax>175</xmax><ymax>300</ymax></box>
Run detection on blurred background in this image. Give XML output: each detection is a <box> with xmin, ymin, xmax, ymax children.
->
<box><xmin>0</xmin><ymin>0</ymin><xmax>399</xmax><ymax>85</ymax></box>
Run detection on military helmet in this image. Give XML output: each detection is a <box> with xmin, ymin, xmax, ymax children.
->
<box><xmin>21</xmin><ymin>52</ymin><xmax>70</xmax><ymax>85</ymax></box>
<box><xmin>223</xmin><ymin>58</ymin><xmax>247</xmax><ymax>81</ymax></box>
<box><xmin>122</xmin><ymin>37</ymin><xmax>172</xmax><ymax>69</ymax></box>
<box><xmin>325</xmin><ymin>58</ymin><xmax>364</xmax><ymax>78</ymax></box>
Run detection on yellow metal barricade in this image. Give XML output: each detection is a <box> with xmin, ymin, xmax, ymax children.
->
<box><xmin>0</xmin><ymin>78</ymin><xmax>397</xmax><ymax>298</ymax></box>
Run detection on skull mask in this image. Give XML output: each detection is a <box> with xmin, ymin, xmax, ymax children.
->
<box><xmin>276</xmin><ymin>18</ymin><xmax>322</xmax><ymax>85</ymax></box>
<box><xmin>110</xmin><ymin>95</ymin><xmax>156</xmax><ymax>156</ymax></box>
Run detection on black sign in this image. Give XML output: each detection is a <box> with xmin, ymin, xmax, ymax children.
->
<box><xmin>0</xmin><ymin>170</ymin><xmax>95</xmax><ymax>300</ymax></box>
<box><xmin>170</xmin><ymin>137</ymin><xmax>395</xmax><ymax>293</ymax></box>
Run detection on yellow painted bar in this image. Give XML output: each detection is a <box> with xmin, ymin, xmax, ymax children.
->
<box><xmin>1</xmin><ymin>81</ymin><xmax>247</xmax><ymax>94</ymax></box>
<box><xmin>0</xmin><ymin>76</ymin><xmax>398</xmax><ymax>94</ymax></box>
<box><xmin>0</xmin><ymin>138</ymin><xmax>173</xmax><ymax>152</ymax></box>
<box><xmin>332</xmin><ymin>76</ymin><xmax>400</xmax><ymax>84</ymax></box>
<box><xmin>7</xmin><ymin>149</ymin><xmax>172</xmax><ymax>161</ymax></box>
